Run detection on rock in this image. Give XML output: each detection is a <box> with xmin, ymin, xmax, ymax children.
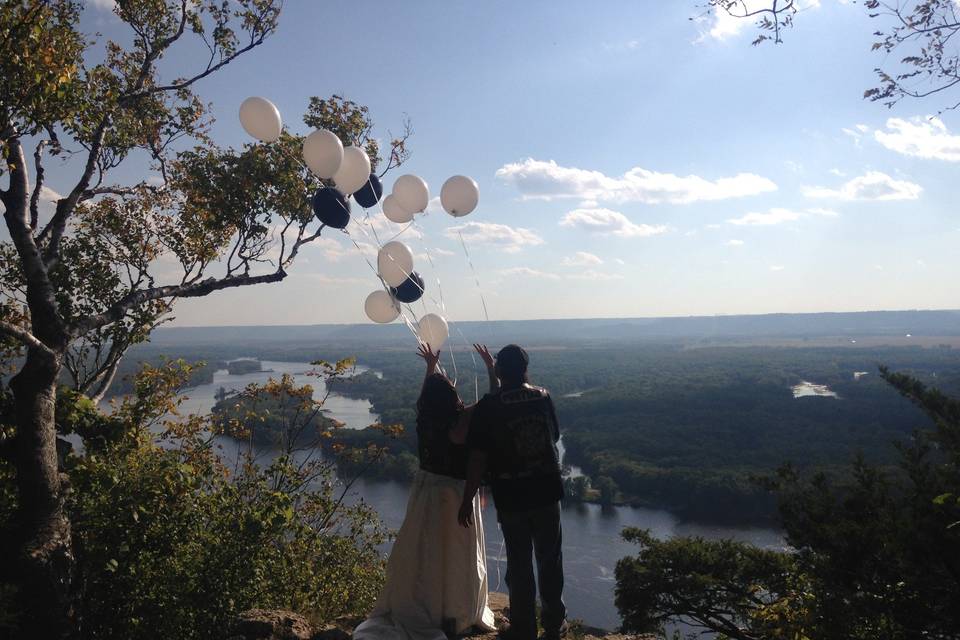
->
<box><xmin>312</xmin><ymin>624</ymin><xmax>351</xmax><ymax>640</ymax></box>
<box><xmin>233</xmin><ymin>609</ymin><xmax>313</xmax><ymax>640</ymax></box>
<box><xmin>478</xmin><ymin>593</ymin><xmax>656</xmax><ymax>640</ymax></box>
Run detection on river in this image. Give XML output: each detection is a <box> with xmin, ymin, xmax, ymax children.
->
<box><xmin>182</xmin><ymin>360</ymin><xmax>784</xmax><ymax>631</ymax></box>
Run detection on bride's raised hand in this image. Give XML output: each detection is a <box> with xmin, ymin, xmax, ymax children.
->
<box><xmin>417</xmin><ymin>342</ymin><xmax>441</xmax><ymax>374</ymax></box>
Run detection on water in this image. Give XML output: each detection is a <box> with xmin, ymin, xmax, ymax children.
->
<box><xmin>181</xmin><ymin>360</ymin><xmax>784</xmax><ymax>631</ymax></box>
<box><xmin>176</xmin><ymin>360</ymin><xmax>378</xmax><ymax>429</ymax></box>
<box><xmin>791</xmin><ymin>381</ymin><xmax>839</xmax><ymax>399</ymax></box>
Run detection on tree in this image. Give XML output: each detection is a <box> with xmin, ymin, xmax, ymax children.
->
<box><xmin>594</xmin><ymin>475</ymin><xmax>618</xmax><ymax>506</ymax></box>
<box><xmin>615</xmin><ymin>529</ymin><xmax>802</xmax><ymax>640</ymax></box>
<box><xmin>614</xmin><ymin>367</ymin><xmax>960</xmax><ymax>639</ymax></box>
<box><xmin>0</xmin><ymin>2</ymin><xmax>409</xmax><ymax>635</ymax></box>
<box><xmin>59</xmin><ymin>359</ymin><xmax>386</xmax><ymax>639</ymax></box>
<box><xmin>704</xmin><ymin>0</ymin><xmax>960</xmax><ymax>110</ymax></box>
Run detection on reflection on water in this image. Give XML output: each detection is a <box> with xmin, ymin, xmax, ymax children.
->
<box><xmin>791</xmin><ymin>381</ymin><xmax>839</xmax><ymax>399</ymax></box>
<box><xmin>180</xmin><ymin>360</ymin><xmax>785</xmax><ymax>631</ymax></box>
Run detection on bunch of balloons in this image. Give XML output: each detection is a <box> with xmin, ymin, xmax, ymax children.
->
<box><xmin>239</xmin><ymin>96</ymin><xmax>482</xmax><ymax>349</ymax></box>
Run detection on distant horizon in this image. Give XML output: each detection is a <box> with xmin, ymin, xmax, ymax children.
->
<box><xmin>157</xmin><ymin>307</ymin><xmax>960</xmax><ymax>330</ymax></box>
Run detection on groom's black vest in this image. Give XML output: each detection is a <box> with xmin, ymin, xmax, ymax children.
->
<box><xmin>469</xmin><ymin>385</ymin><xmax>563</xmax><ymax>512</ymax></box>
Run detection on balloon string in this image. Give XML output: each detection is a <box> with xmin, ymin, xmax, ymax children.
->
<box><xmin>409</xmin><ymin>220</ymin><xmax>482</xmax><ymax>400</ymax></box>
<box><xmin>458</xmin><ymin>231</ymin><xmax>492</xmax><ymax>330</ymax></box>
<box><xmin>271</xmin><ymin>136</ymin><xmax>457</xmax><ymax>370</ymax></box>
<box><xmin>453</xmin><ymin>324</ymin><xmax>482</xmax><ymax>404</ymax></box>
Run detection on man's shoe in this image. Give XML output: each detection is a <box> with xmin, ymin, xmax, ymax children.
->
<box><xmin>540</xmin><ymin>621</ymin><xmax>569</xmax><ymax>640</ymax></box>
<box><xmin>498</xmin><ymin>625</ymin><xmax>536</xmax><ymax>640</ymax></box>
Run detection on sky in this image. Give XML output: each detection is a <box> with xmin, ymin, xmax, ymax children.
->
<box><xmin>20</xmin><ymin>1</ymin><xmax>960</xmax><ymax>325</ymax></box>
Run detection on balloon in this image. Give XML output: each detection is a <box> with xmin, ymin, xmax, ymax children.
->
<box><xmin>377</xmin><ymin>241</ymin><xmax>414</xmax><ymax>287</ymax></box>
<box><xmin>354</xmin><ymin>173</ymin><xmax>383</xmax><ymax>208</ymax></box>
<box><xmin>382</xmin><ymin>194</ymin><xmax>413</xmax><ymax>224</ymax></box>
<box><xmin>364</xmin><ymin>290</ymin><xmax>400</xmax><ymax>324</ymax></box>
<box><xmin>418</xmin><ymin>313</ymin><xmax>449</xmax><ymax>349</ymax></box>
<box><xmin>440</xmin><ymin>175</ymin><xmax>480</xmax><ymax>217</ymax></box>
<box><xmin>311</xmin><ymin>187</ymin><xmax>350</xmax><ymax>229</ymax></box>
<box><xmin>333</xmin><ymin>145</ymin><xmax>371</xmax><ymax>195</ymax></box>
<box><xmin>302</xmin><ymin>130</ymin><xmax>343</xmax><ymax>178</ymax></box>
<box><xmin>239</xmin><ymin>97</ymin><xmax>282</xmax><ymax>142</ymax></box>
<box><xmin>390</xmin><ymin>271</ymin><xmax>425</xmax><ymax>304</ymax></box>
<box><xmin>392</xmin><ymin>174</ymin><xmax>429</xmax><ymax>214</ymax></box>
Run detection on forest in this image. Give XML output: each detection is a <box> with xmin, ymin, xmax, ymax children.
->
<box><xmin>116</xmin><ymin>336</ymin><xmax>960</xmax><ymax>524</ymax></box>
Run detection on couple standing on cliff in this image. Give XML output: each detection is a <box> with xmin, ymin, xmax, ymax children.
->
<box><xmin>353</xmin><ymin>343</ymin><xmax>567</xmax><ymax>640</ymax></box>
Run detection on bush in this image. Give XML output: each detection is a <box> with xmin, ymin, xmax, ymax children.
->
<box><xmin>614</xmin><ymin>368</ymin><xmax>960</xmax><ymax>639</ymax></box>
<box><xmin>4</xmin><ymin>359</ymin><xmax>386</xmax><ymax>640</ymax></box>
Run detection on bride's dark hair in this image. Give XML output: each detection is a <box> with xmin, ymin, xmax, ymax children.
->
<box><xmin>416</xmin><ymin>373</ymin><xmax>464</xmax><ymax>428</ymax></box>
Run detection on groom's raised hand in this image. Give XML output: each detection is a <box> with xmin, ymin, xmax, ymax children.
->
<box><xmin>457</xmin><ymin>498</ymin><xmax>474</xmax><ymax>528</ymax></box>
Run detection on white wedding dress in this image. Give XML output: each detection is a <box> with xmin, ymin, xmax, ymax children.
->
<box><xmin>353</xmin><ymin>469</ymin><xmax>496</xmax><ymax>640</ymax></box>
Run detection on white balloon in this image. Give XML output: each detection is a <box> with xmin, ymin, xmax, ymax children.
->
<box><xmin>392</xmin><ymin>174</ymin><xmax>429</xmax><ymax>214</ymax></box>
<box><xmin>333</xmin><ymin>146</ymin><xmax>372</xmax><ymax>195</ymax></box>
<box><xmin>239</xmin><ymin>97</ymin><xmax>282</xmax><ymax>142</ymax></box>
<box><xmin>302</xmin><ymin>130</ymin><xmax>343</xmax><ymax>179</ymax></box>
<box><xmin>418</xmin><ymin>314</ymin><xmax>449</xmax><ymax>350</ymax></box>
<box><xmin>377</xmin><ymin>241</ymin><xmax>414</xmax><ymax>287</ymax></box>
<box><xmin>382</xmin><ymin>194</ymin><xmax>413</xmax><ymax>224</ymax></box>
<box><xmin>364</xmin><ymin>290</ymin><xmax>400</xmax><ymax>324</ymax></box>
<box><xmin>440</xmin><ymin>175</ymin><xmax>480</xmax><ymax>217</ymax></box>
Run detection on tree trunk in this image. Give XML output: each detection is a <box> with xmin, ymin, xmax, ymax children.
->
<box><xmin>8</xmin><ymin>346</ymin><xmax>73</xmax><ymax>639</ymax></box>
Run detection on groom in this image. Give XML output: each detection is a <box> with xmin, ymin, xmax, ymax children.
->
<box><xmin>458</xmin><ymin>344</ymin><xmax>566</xmax><ymax>640</ymax></box>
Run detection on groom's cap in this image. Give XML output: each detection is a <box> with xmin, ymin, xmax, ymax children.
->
<box><xmin>496</xmin><ymin>344</ymin><xmax>529</xmax><ymax>371</ymax></box>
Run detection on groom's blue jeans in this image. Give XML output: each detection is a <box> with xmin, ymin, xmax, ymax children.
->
<box><xmin>498</xmin><ymin>501</ymin><xmax>566</xmax><ymax>640</ymax></box>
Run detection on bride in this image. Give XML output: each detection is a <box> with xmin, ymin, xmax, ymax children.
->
<box><xmin>353</xmin><ymin>342</ymin><xmax>498</xmax><ymax>640</ymax></box>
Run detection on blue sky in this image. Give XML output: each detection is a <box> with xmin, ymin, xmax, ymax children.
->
<box><xmin>34</xmin><ymin>2</ymin><xmax>960</xmax><ymax>324</ymax></box>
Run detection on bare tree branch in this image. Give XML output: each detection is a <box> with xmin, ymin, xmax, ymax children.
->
<box><xmin>0</xmin><ymin>321</ymin><xmax>53</xmax><ymax>355</ymax></box>
<box><xmin>2</xmin><ymin>138</ymin><xmax>68</xmax><ymax>348</ymax></box>
<box><xmin>73</xmin><ymin>268</ymin><xmax>290</xmax><ymax>336</ymax></box>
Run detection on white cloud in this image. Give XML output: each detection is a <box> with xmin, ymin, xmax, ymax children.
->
<box><xmin>432</xmin><ymin>248</ymin><xmax>455</xmax><ymax>257</ymax></box>
<box><xmin>446</xmin><ymin>221</ymin><xmax>544</xmax><ymax>253</ymax></box>
<box><xmin>874</xmin><ymin>116</ymin><xmax>960</xmax><ymax>162</ymax></box>
<box><xmin>829</xmin><ymin>168</ymin><xmax>845</xmax><ymax>177</ymax></box>
<box><xmin>498</xmin><ymin>266</ymin><xmax>622</xmax><ymax>282</ymax></box>
<box><xmin>562</xmin><ymin>251</ymin><xmax>603</xmax><ymax>267</ymax></box>
<box><xmin>312</xmin><ymin>237</ymin><xmax>376</xmax><ymax>262</ymax></box>
<box><xmin>707</xmin><ymin>8</ymin><xmax>748</xmax><ymax>40</ymax></box>
<box><xmin>423</xmin><ymin>196</ymin><xmax>443</xmax><ymax>215</ymax></box>
<box><xmin>770</xmin><ymin>265</ymin><xmax>785</xmax><ymax>272</ymax></box>
<box><xmin>802</xmin><ymin>171</ymin><xmax>922</xmax><ymax>201</ymax></box>
<box><xmin>559</xmin><ymin>208</ymin><xmax>669</xmax><ymax>238</ymax></box>
<box><xmin>569</xmin><ymin>270</ymin><xmax>624</xmax><ymax>281</ymax></box>
<box><xmin>496</xmin><ymin>158</ymin><xmax>777</xmax><ymax>205</ymax></box>
<box><xmin>498</xmin><ymin>267</ymin><xmax>560</xmax><ymax>280</ymax></box>
<box><xmin>299</xmin><ymin>273</ymin><xmax>369</xmax><ymax>286</ymax></box>
<box><xmin>726</xmin><ymin>239</ymin><xmax>745</xmax><ymax>247</ymax></box>
<box><xmin>87</xmin><ymin>0</ymin><xmax>116</xmax><ymax>10</ymax></box>
<box><xmin>352</xmin><ymin>214</ymin><xmax>423</xmax><ymax>240</ymax></box>
<box><xmin>39</xmin><ymin>186</ymin><xmax>63</xmax><ymax>202</ymax></box>
<box><xmin>614</xmin><ymin>258</ymin><xmax>626</xmax><ymax>265</ymax></box>
<box><xmin>727</xmin><ymin>208</ymin><xmax>804</xmax><ymax>226</ymax></box>
<box><xmin>726</xmin><ymin>206</ymin><xmax>839</xmax><ymax>226</ymax></box>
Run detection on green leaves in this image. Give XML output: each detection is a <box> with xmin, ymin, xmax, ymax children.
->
<box><xmin>63</xmin><ymin>359</ymin><xmax>386</xmax><ymax>639</ymax></box>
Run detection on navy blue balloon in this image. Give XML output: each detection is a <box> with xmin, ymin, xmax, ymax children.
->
<box><xmin>353</xmin><ymin>173</ymin><xmax>383</xmax><ymax>209</ymax></box>
<box><xmin>312</xmin><ymin>187</ymin><xmax>350</xmax><ymax>229</ymax></box>
<box><xmin>390</xmin><ymin>271</ymin><xmax>425</xmax><ymax>303</ymax></box>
